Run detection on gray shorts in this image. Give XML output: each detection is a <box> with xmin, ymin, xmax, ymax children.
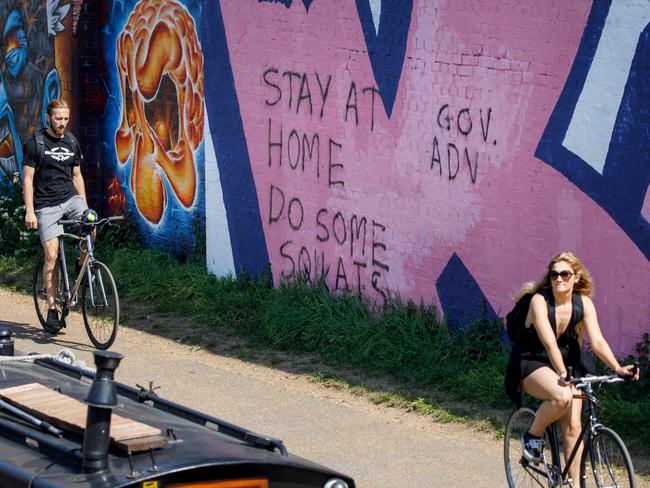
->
<box><xmin>36</xmin><ymin>195</ymin><xmax>88</xmax><ymax>243</ymax></box>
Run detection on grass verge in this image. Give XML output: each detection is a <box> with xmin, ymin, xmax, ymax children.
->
<box><xmin>1</xmin><ymin>245</ymin><xmax>648</xmax><ymax>467</ymax></box>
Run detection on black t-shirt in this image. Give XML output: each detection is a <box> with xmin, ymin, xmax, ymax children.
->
<box><xmin>23</xmin><ymin>130</ymin><xmax>83</xmax><ymax>210</ymax></box>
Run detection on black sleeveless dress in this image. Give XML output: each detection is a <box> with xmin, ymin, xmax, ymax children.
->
<box><xmin>504</xmin><ymin>289</ymin><xmax>585</xmax><ymax>406</ymax></box>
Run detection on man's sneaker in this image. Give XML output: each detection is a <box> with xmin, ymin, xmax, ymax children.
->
<box><xmin>44</xmin><ymin>309</ymin><xmax>61</xmax><ymax>334</ymax></box>
<box><xmin>521</xmin><ymin>431</ymin><xmax>544</xmax><ymax>463</ymax></box>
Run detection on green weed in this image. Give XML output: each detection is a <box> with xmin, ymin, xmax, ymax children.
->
<box><xmin>0</xmin><ymin>183</ymin><xmax>39</xmax><ymax>261</ymax></box>
<box><xmin>0</xmin><ymin>231</ymin><xmax>648</xmax><ymax>456</ymax></box>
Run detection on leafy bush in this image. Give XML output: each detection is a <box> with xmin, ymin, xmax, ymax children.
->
<box><xmin>597</xmin><ymin>332</ymin><xmax>650</xmax><ymax>450</ymax></box>
<box><xmin>0</xmin><ymin>184</ymin><xmax>39</xmax><ymax>261</ymax></box>
<box><xmin>97</xmin><ymin>211</ymin><xmax>142</xmax><ymax>253</ymax></box>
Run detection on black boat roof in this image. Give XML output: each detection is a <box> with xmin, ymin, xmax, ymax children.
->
<box><xmin>0</xmin><ymin>351</ymin><xmax>355</xmax><ymax>488</ymax></box>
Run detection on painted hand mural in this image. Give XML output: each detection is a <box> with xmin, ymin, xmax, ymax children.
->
<box><xmin>114</xmin><ymin>0</ymin><xmax>204</xmax><ymax>224</ymax></box>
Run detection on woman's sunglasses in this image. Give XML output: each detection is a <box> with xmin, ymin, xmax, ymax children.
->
<box><xmin>549</xmin><ymin>270</ymin><xmax>574</xmax><ymax>281</ymax></box>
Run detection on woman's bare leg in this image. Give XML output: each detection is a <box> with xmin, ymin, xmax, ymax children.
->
<box><xmin>559</xmin><ymin>389</ymin><xmax>583</xmax><ymax>484</ymax></box>
<box><xmin>522</xmin><ymin>366</ymin><xmax>573</xmax><ymax>437</ymax></box>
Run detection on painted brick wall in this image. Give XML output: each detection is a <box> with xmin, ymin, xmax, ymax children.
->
<box><xmin>202</xmin><ymin>0</ymin><xmax>649</xmax><ymax>356</ymax></box>
<box><xmin>1</xmin><ymin>0</ymin><xmax>647</xmax><ymax>356</ymax></box>
<box><xmin>68</xmin><ymin>0</ymin><xmax>104</xmax><ymax>211</ymax></box>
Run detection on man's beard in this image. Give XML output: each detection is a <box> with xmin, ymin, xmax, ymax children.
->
<box><xmin>51</xmin><ymin>126</ymin><xmax>66</xmax><ymax>137</ymax></box>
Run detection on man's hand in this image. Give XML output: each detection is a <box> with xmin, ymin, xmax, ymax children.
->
<box><xmin>25</xmin><ymin>211</ymin><xmax>38</xmax><ymax>230</ymax></box>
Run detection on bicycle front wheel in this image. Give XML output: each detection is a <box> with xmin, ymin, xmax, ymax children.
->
<box><xmin>81</xmin><ymin>261</ymin><xmax>119</xmax><ymax>350</ymax></box>
<box><xmin>504</xmin><ymin>405</ymin><xmax>552</xmax><ymax>488</ymax></box>
<box><xmin>32</xmin><ymin>252</ymin><xmax>65</xmax><ymax>333</ymax></box>
<box><xmin>580</xmin><ymin>427</ymin><xmax>635</xmax><ymax>488</ymax></box>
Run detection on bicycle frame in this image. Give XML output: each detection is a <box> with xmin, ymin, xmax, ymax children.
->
<box><xmin>34</xmin><ymin>213</ymin><xmax>123</xmax><ymax>349</ymax></box>
<box><xmin>57</xmin><ymin>230</ymin><xmax>106</xmax><ymax>310</ymax></box>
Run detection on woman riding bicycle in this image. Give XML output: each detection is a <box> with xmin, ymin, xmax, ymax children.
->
<box><xmin>504</xmin><ymin>251</ymin><xmax>639</xmax><ymax>484</ymax></box>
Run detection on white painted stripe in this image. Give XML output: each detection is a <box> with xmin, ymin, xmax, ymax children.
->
<box><xmin>369</xmin><ymin>0</ymin><xmax>381</xmax><ymax>35</ymax></box>
<box><xmin>204</xmin><ymin>108</ymin><xmax>236</xmax><ymax>277</ymax></box>
<box><xmin>642</xmin><ymin>186</ymin><xmax>650</xmax><ymax>223</ymax></box>
<box><xmin>562</xmin><ymin>2</ymin><xmax>650</xmax><ymax>174</ymax></box>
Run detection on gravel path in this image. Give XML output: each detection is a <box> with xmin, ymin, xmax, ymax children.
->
<box><xmin>1</xmin><ymin>287</ymin><xmax>643</xmax><ymax>488</ymax></box>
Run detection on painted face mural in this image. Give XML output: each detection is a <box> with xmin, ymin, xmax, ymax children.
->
<box><xmin>114</xmin><ymin>0</ymin><xmax>205</xmax><ymax>224</ymax></box>
<box><xmin>0</xmin><ymin>71</ymin><xmax>21</xmax><ymax>181</ymax></box>
<box><xmin>0</xmin><ymin>3</ymin><xmax>62</xmax><ymax>183</ymax></box>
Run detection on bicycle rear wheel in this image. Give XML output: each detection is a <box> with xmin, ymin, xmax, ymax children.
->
<box><xmin>504</xmin><ymin>405</ymin><xmax>552</xmax><ymax>488</ymax></box>
<box><xmin>81</xmin><ymin>261</ymin><xmax>119</xmax><ymax>350</ymax></box>
<box><xmin>580</xmin><ymin>427</ymin><xmax>635</xmax><ymax>488</ymax></box>
<box><xmin>32</xmin><ymin>252</ymin><xmax>65</xmax><ymax>333</ymax></box>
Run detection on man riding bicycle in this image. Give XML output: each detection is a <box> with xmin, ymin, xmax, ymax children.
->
<box><xmin>22</xmin><ymin>98</ymin><xmax>88</xmax><ymax>333</ymax></box>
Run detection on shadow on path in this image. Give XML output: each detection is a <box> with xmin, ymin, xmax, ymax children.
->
<box><xmin>0</xmin><ymin>319</ymin><xmax>95</xmax><ymax>353</ymax></box>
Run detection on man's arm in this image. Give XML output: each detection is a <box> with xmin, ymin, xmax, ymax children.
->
<box><xmin>72</xmin><ymin>166</ymin><xmax>87</xmax><ymax>202</ymax></box>
<box><xmin>23</xmin><ymin>166</ymin><xmax>38</xmax><ymax>229</ymax></box>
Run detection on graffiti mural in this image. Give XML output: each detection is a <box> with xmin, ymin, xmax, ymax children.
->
<box><xmin>0</xmin><ymin>0</ymin><xmax>64</xmax><ymax>183</ymax></box>
<box><xmin>4</xmin><ymin>0</ymin><xmax>644</xmax><ymax>355</ymax></box>
<box><xmin>101</xmin><ymin>0</ymin><xmax>205</xmax><ymax>256</ymax></box>
<box><xmin>0</xmin><ymin>70</ymin><xmax>22</xmax><ymax>184</ymax></box>
<box><xmin>198</xmin><ymin>0</ymin><xmax>649</xmax><ymax>355</ymax></box>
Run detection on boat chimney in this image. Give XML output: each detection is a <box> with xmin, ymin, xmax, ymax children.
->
<box><xmin>0</xmin><ymin>326</ymin><xmax>14</xmax><ymax>356</ymax></box>
<box><xmin>82</xmin><ymin>351</ymin><xmax>123</xmax><ymax>473</ymax></box>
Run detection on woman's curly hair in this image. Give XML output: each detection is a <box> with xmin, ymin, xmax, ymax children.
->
<box><xmin>514</xmin><ymin>251</ymin><xmax>594</xmax><ymax>301</ymax></box>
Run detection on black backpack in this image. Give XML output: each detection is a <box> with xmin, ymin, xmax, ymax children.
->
<box><xmin>505</xmin><ymin>293</ymin><xmax>533</xmax><ymax>343</ymax></box>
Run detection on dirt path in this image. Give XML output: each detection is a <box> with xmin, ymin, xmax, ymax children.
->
<box><xmin>0</xmin><ymin>287</ymin><xmax>646</xmax><ymax>487</ymax></box>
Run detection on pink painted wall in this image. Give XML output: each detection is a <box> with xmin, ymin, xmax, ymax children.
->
<box><xmin>204</xmin><ymin>0</ymin><xmax>649</xmax><ymax>356</ymax></box>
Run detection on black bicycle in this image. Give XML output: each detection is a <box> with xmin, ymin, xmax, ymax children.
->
<box><xmin>32</xmin><ymin>212</ymin><xmax>123</xmax><ymax>350</ymax></box>
<box><xmin>504</xmin><ymin>368</ymin><xmax>638</xmax><ymax>488</ymax></box>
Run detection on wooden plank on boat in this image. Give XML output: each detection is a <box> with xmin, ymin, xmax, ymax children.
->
<box><xmin>119</xmin><ymin>435</ymin><xmax>168</xmax><ymax>451</ymax></box>
<box><xmin>0</xmin><ymin>383</ymin><xmax>166</xmax><ymax>451</ymax></box>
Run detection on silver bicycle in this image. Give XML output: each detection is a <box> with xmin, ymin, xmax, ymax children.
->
<box><xmin>32</xmin><ymin>212</ymin><xmax>123</xmax><ymax>349</ymax></box>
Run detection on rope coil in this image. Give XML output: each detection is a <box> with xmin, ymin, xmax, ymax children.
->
<box><xmin>0</xmin><ymin>349</ymin><xmax>95</xmax><ymax>374</ymax></box>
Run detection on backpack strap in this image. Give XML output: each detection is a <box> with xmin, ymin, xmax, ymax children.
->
<box><xmin>542</xmin><ymin>289</ymin><xmax>557</xmax><ymax>336</ymax></box>
<box><xmin>64</xmin><ymin>132</ymin><xmax>82</xmax><ymax>165</ymax></box>
<box><xmin>571</xmin><ymin>293</ymin><xmax>584</xmax><ymax>341</ymax></box>
<box><xmin>33</xmin><ymin>129</ymin><xmax>46</xmax><ymax>171</ymax></box>
<box><xmin>64</xmin><ymin>132</ymin><xmax>79</xmax><ymax>152</ymax></box>
<box><xmin>572</xmin><ymin>293</ymin><xmax>584</xmax><ymax>324</ymax></box>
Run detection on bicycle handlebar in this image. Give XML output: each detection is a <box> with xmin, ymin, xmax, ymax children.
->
<box><xmin>570</xmin><ymin>375</ymin><xmax>624</xmax><ymax>388</ymax></box>
<box><xmin>567</xmin><ymin>359</ymin><xmax>639</xmax><ymax>389</ymax></box>
<box><xmin>58</xmin><ymin>215</ymin><xmax>124</xmax><ymax>227</ymax></box>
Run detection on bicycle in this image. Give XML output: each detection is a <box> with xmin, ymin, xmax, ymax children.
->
<box><xmin>32</xmin><ymin>211</ymin><xmax>124</xmax><ymax>350</ymax></box>
<box><xmin>504</xmin><ymin>366</ymin><xmax>638</xmax><ymax>488</ymax></box>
